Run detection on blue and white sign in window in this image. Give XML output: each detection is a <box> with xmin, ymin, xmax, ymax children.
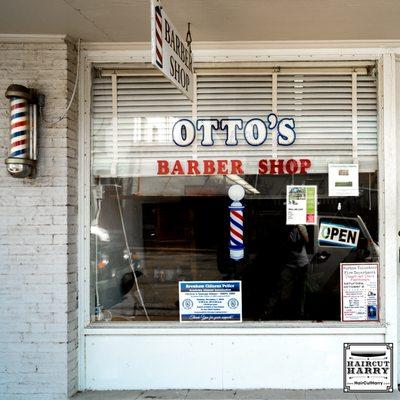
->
<box><xmin>179</xmin><ymin>281</ymin><xmax>242</xmax><ymax>322</ymax></box>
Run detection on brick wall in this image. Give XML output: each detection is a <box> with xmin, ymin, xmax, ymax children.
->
<box><xmin>0</xmin><ymin>38</ymin><xmax>78</xmax><ymax>400</ymax></box>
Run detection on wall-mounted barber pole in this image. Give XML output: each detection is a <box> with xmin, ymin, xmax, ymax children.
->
<box><xmin>5</xmin><ymin>85</ymin><xmax>38</xmax><ymax>178</ymax></box>
<box><xmin>228</xmin><ymin>185</ymin><xmax>245</xmax><ymax>261</ymax></box>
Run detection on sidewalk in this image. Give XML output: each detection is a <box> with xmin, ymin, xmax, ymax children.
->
<box><xmin>71</xmin><ymin>389</ymin><xmax>400</xmax><ymax>400</ymax></box>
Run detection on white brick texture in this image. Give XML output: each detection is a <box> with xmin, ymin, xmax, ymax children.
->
<box><xmin>0</xmin><ymin>39</ymin><xmax>78</xmax><ymax>400</ymax></box>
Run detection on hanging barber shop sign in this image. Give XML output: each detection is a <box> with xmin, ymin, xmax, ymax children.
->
<box><xmin>151</xmin><ymin>0</ymin><xmax>194</xmax><ymax>100</ymax></box>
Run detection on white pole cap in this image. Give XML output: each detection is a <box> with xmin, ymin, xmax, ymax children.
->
<box><xmin>228</xmin><ymin>184</ymin><xmax>245</xmax><ymax>201</ymax></box>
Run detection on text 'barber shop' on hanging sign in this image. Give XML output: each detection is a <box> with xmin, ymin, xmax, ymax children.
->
<box><xmin>151</xmin><ymin>0</ymin><xmax>194</xmax><ymax>101</ymax></box>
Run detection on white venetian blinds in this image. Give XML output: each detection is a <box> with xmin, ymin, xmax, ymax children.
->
<box><xmin>91</xmin><ymin>65</ymin><xmax>378</xmax><ymax>177</ymax></box>
<box><xmin>196</xmin><ymin>74</ymin><xmax>274</xmax><ymax>165</ymax></box>
<box><xmin>277</xmin><ymin>73</ymin><xmax>377</xmax><ymax>171</ymax></box>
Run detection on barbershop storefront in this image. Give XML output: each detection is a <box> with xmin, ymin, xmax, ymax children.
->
<box><xmin>79</xmin><ymin>44</ymin><xmax>399</xmax><ymax>390</ymax></box>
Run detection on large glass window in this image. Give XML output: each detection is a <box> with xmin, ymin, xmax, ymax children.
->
<box><xmin>89</xmin><ymin>66</ymin><xmax>379</xmax><ymax>322</ymax></box>
<box><xmin>90</xmin><ymin>173</ymin><xmax>378</xmax><ymax>322</ymax></box>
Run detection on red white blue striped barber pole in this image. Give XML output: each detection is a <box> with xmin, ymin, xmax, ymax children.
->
<box><xmin>10</xmin><ymin>98</ymin><xmax>29</xmax><ymax>158</ymax></box>
<box><xmin>154</xmin><ymin>5</ymin><xmax>163</xmax><ymax>69</ymax></box>
<box><xmin>229</xmin><ymin>202</ymin><xmax>244</xmax><ymax>261</ymax></box>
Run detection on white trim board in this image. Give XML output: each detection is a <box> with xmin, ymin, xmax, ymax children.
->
<box><xmin>1</xmin><ymin>37</ymin><xmax>400</xmax><ymax>50</ymax></box>
<box><xmin>82</xmin><ymin>44</ymin><xmax>400</xmax><ymax>65</ymax></box>
<box><xmin>84</xmin><ymin>326</ymin><xmax>387</xmax><ymax>336</ymax></box>
<box><xmin>0</xmin><ymin>34</ymin><xmax>67</xmax><ymax>43</ymax></box>
<box><xmin>83</xmin><ymin>39</ymin><xmax>400</xmax><ymax>51</ymax></box>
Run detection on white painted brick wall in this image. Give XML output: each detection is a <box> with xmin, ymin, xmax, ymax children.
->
<box><xmin>0</xmin><ymin>39</ymin><xmax>78</xmax><ymax>400</ymax></box>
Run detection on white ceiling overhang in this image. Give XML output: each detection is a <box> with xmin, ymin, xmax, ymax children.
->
<box><xmin>0</xmin><ymin>0</ymin><xmax>400</xmax><ymax>43</ymax></box>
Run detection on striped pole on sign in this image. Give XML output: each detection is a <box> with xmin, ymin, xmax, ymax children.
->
<box><xmin>155</xmin><ymin>6</ymin><xmax>163</xmax><ymax>69</ymax></box>
<box><xmin>229</xmin><ymin>202</ymin><xmax>244</xmax><ymax>261</ymax></box>
<box><xmin>9</xmin><ymin>97</ymin><xmax>29</xmax><ymax>158</ymax></box>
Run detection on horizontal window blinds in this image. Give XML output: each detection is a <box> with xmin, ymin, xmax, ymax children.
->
<box><xmin>196</xmin><ymin>74</ymin><xmax>273</xmax><ymax>167</ymax></box>
<box><xmin>357</xmin><ymin>75</ymin><xmax>378</xmax><ymax>159</ymax></box>
<box><xmin>91</xmin><ymin>67</ymin><xmax>378</xmax><ymax>177</ymax></box>
<box><xmin>277</xmin><ymin>74</ymin><xmax>377</xmax><ymax>171</ymax></box>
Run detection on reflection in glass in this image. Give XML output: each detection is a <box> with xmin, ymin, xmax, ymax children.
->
<box><xmin>90</xmin><ymin>173</ymin><xmax>378</xmax><ymax>322</ymax></box>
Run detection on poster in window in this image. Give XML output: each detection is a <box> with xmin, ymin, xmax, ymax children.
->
<box><xmin>328</xmin><ymin>164</ymin><xmax>359</xmax><ymax>197</ymax></box>
<box><xmin>340</xmin><ymin>263</ymin><xmax>379</xmax><ymax>322</ymax></box>
<box><xmin>179</xmin><ymin>281</ymin><xmax>242</xmax><ymax>322</ymax></box>
<box><xmin>286</xmin><ymin>185</ymin><xmax>317</xmax><ymax>225</ymax></box>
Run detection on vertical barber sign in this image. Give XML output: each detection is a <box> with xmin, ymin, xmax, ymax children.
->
<box><xmin>151</xmin><ymin>0</ymin><xmax>194</xmax><ymax>101</ymax></box>
<box><xmin>154</xmin><ymin>5</ymin><xmax>163</xmax><ymax>69</ymax></box>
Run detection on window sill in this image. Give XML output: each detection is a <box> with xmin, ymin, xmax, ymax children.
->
<box><xmin>83</xmin><ymin>320</ymin><xmax>386</xmax><ymax>335</ymax></box>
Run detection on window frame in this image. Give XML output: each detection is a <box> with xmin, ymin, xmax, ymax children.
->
<box><xmin>78</xmin><ymin>48</ymin><xmax>394</xmax><ymax>335</ymax></box>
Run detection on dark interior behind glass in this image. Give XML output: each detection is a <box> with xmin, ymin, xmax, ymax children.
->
<box><xmin>90</xmin><ymin>173</ymin><xmax>378</xmax><ymax>322</ymax></box>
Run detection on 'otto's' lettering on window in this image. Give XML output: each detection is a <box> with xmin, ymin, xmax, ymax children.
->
<box><xmin>172</xmin><ymin>114</ymin><xmax>296</xmax><ymax>147</ymax></box>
